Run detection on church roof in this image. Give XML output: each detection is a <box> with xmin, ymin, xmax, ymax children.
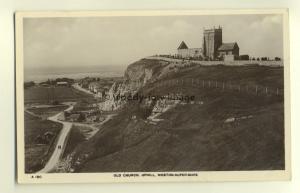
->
<box><xmin>218</xmin><ymin>42</ymin><xmax>239</xmax><ymax>51</ymax></box>
<box><xmin>177</xmin><ymin>41</ymin><xmax>188</xmax><ymax>49</ymax></box>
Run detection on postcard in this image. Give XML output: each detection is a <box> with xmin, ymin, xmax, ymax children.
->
<box><xmin>15</xmin><ymin>9</ymin><xmax>290</xmax><ymax>183</ymax></box>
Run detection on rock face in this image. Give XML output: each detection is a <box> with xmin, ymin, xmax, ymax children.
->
<box><xmin>147</xmin><ymin>98</ymin><xmax>180</xmax><ymax>123</ymax></box>
<box><xmin>98</xmin><ymin>59</ymin><xmax>167</xmax><ymax>111</ymax></box>
<box><xmin>98</xmin><ymin>82</ymin><xmax>127</xmax><ymax>111</ymax></box>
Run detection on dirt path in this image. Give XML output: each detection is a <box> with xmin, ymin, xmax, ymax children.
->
<box><xmin>72</xmin><ymin>83</ymin><xmax>96</xmax><ymax>96</ymax></box>
<box><xmin>37</xmin><ymin>105</ymin><xmax>74</xmax><ymax>173</ymax></box>
<box><xmin>73</xmin><ymin>113</ymin><xmax>116</xmax><ymax>139</ymax></box>
<box><xmin>24</xmin><ymin>109</ymin><xmax>41</xmax><ymax>118</ymax></box>
<box><xmin>36</xmin><ymin>103</ymin><xmax>116</xmax><ymax>172</ymax></box>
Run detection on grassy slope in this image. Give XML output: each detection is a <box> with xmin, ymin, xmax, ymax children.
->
<box><xmin>72</xmin><ymin>62</ymin><xmax>285</xmax><ymax>172</ymax></box>
<box><xmin>24</xmin><ymin>112</ymin><xmax>62</xmax><ymax>173</ymax></box>
<box><xmin>62</xmin><ymin>125</ymin><xmax>86</xmax><ymax>158</ymax></box>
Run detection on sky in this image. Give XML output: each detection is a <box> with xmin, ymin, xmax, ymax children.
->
<box><xmin>23</xmin><ymin>14</ymin><xmax>284</xmax><ymax>72</ymax></box>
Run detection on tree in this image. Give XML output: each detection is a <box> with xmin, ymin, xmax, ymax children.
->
<box><xmin>24</xmin><ymin>81</ymin><xmax>35</xmax><ymax>89</ymax></box>
<box><xmin>275</xmin><ymin>57</ymin><xmax>281</xmax><ymax>61</ymax></box>
<box><xmin>52</xmin><ymin>100</ymin><xmax>60</xmax><ymax>105</ymax></box>
<box><xmin>77</xmin><ymin>113</ymin><xmax>86</xmax><ymax>122</ymax></box>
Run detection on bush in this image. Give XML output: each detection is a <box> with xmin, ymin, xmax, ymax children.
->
<box><xmin>77</xmin><ymin>113</ymin><xmax>86</xmax><ymax>122</ymax></box>
<box><xmin>275</xmin><ymin>57</ymin><xmax>281</xmax><ymax>61</ymax></box>
<box><xmin>52</xmin><ymin>100</ymin><xmax>60</xmax><ymax>105</ymax></box>
<box><xmin>24</xmin><ymin>81</ymin><xmax>35</xmax><ymax>89</ymax></box>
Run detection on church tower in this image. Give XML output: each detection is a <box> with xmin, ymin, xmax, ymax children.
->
<box><xmin>202</xmin><ymin>26</ymin><xmax>222</xmax><ymax>59</ymax></box>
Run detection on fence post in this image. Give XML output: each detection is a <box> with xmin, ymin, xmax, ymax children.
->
<box><xmin>265</xmin><ymin>87</ymin><xmax>268</xmax><ymax>95</ymax></box>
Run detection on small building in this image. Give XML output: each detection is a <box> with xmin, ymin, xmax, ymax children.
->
<box><xmin>40</xmin><ymin>83</ymin><xmax>50</xmax><ymax>87</ymax></box>
<box><xmin>217</xmin><ymin>42</ymin><xmax>239</xmax><ymax>60</ymax></box>
<box><xmin>239</xmin><ymin>54</ymin><xmax>250</xmax><ymax>60</ymax></box>
<box><xmin>88</xmin><ymin>82</ymin><xmax>101</xmax><ymax>93</ymax></box>
<box><xmin>56</xmin><ymin>81</ymin><xmax>69</xmax><ymax>86</ymax></box>
<box><xmin>86</xmin><ymin>115</ymin><xmax>98</xmax><ymax>122</ymax></box>
<box><xmin>68</xmin><ymin>114</ymin><xmax>80</xmax><ymax>122</ymax></box>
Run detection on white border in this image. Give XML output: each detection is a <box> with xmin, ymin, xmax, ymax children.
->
<box><xmin>15</xmin><ymin>9</ymin><xmax>291</xmax><ymax>184</ymax></box>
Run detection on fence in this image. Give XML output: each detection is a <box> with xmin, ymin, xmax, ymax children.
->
<box><xmin>147</xmin><ymin>56</ymin><xmax>283</xmax><ymax>67</ymax></box>
<box><xmin>145</xmin><ymin>78</ymin><xmax>283</xmax><ymax>97</ymax></box>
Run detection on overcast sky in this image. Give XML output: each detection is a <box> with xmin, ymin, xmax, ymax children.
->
<box><xmin>24</xmin><ymin>14</ymin><xmax>283</xmax><ymax>71</ymax></box>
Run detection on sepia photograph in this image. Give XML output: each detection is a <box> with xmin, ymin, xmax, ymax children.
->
<box><xmin>15</xmin><ymin>10</ymin><xmax>290</xmax><ymax>183</ymax></box>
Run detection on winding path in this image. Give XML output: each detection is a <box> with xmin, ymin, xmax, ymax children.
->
<box><xmin>37</xmin><ymin>105</ymin><xmax>74</xmax><ymax>173</ymax></box>
<box><xmin>36</xmin><ymin>103</ymin><xmax>115</xmax><ymax>173</ymax></box>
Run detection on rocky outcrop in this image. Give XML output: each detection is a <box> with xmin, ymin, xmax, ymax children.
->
<box><xmin>98</xmin><ymin>59</ymin><xmax>167</xmax><ymax>111</ymax></box>
<box><xmin>147</xmin><ymin>98</ymin><xmax>180</xmax><ymax>123</ymax></box>
<box><xmin>98</xmin><ymin>82</ymin><xmax>128</xmax><ymax>111</ymax></box>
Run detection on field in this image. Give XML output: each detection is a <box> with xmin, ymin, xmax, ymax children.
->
<box><xmin>24</xmin><ymin>86</ymin><xmax>94</xmax><ymax>104</ymax></box>
<box><xmin>69</xmin><ymin>64</ymin><xmax>285</xmax><ymax>172</ymax></box>
<box><xmin>26</xmin><ymin>105</ymin><xmax>69</xmax><ymax>119</ymax></box>
<box><xmin>24</xmin><ymin>112</ymin><xmax>62</xmax><ymax>173</ymax></box>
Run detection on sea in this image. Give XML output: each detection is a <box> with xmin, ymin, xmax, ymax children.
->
<box><xmin>24</xmin><ymin>66</ymin><xmax>126</xmax><ymax>83</ymax></box>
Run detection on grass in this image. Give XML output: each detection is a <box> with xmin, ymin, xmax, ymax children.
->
<box><xmin>147</xmin><ymin>65</ymin><xmax>283</xmax><ymax>91</ymax></box>
<box><xmin>62</xmin><ymin>125</ymin><xmax>86</xmax><ymax>158</ymax></box>
<box><xmin>69</xmin><ymin>63</ymin><xmax>285</xmax><ymax>172</ymax></box>
<box><xmin>72</xmin><ymin>101</ymin><xmax>98</xmax><ymax>112</ymax></box>
<box><xmin>27</xmin><ymin>105</ymin><xmax>69</xmax><ymax>118</ymax></box>
<box><xmin>24</xmin><ymin>86</ymin><xmax>94</xmax><ymax>104</ymax></box>
<box><xmin>24</xmin><ymin>112</ymin><xmax>62</xmax><ymax>173</ymax></box>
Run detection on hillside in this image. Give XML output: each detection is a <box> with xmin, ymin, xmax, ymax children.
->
<box><xmin>67</xmin><ymin>58</ymin><xmax>285</xmax><ymax>172</ymax></box>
